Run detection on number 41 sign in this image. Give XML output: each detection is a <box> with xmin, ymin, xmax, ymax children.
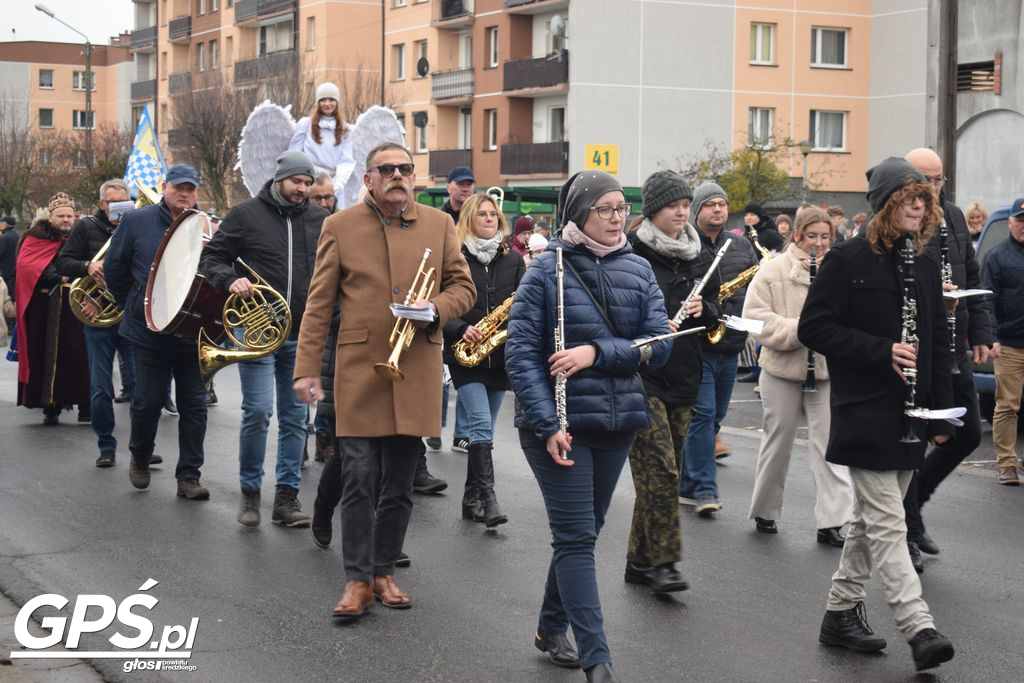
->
<box><xmin>584</xmin><ymin>144</ymin><xmax>619</xmax><ymax>175</ymax></box>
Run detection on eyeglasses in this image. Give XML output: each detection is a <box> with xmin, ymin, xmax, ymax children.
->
<box><xmin>371</xmin><ymin>163</ymin><xmax>415</xmax><ymax>177</ymax></box>
<box><xmin>311</xmin><ymin>194</ymin><xmax>335</xmax><ymax>203</ymax></box>
<box><xmin>901</xmin><ymin>193</ymin><xmax>930</xmax><ymax>207</ymax></box>
<box><xmin>924</xmin><ymin>175</ymin><xmax>947</xmax><ymax>185</ymax></box>
<box><xmin>703</xmin><ymin>200</ymin><xmax>728</xmax><ymax>210</ymax></box>
<box><xmin>589</xmin><ymin>204</ymin><xmax>631</xmax><ymax>220</ymax></box>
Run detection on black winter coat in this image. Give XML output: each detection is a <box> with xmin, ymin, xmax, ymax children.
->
<box><xmin>629</xmin><ymin>232</ymin><xmax>722</xmax><ymax>406</ymax></box>
<box><xmin>798</xmin><ymin>236</ymin><xmax>954</xmax><ymax>471</ymax></box>
<box><xmin>981</xmin><ymin>234</ymin><xmax>1024</xmax><ymax>348</ymax></box>
<box><xmin>443</xmin><ymin>245</ymin><xmax>525</xmax><ymax>390</ymax></box>
<box><xmin>55</xmin><ymin>210</ymin><xmax>116</xmax><ymax>279</ymax></box>
<box><xmin>201</xmin><ymin>181</ymin><xmax>327</xmax><ymax>340</ymax></box>
<box><xmin>698</xmin><ymin>229</ymin><xmax>759</xmax><ymax>355</ymax></box>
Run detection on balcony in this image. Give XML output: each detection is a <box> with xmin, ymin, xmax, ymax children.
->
<box><xmin>169</xmin><ymin>16</ymin><xmax>192</xmax><ymax>43</ymax></box>
<box><xmin>506</xmin><ymin>0</ymin><xmax>569</xmax><ymax>14</ymax></box>
<box><xmin>433</xmin><ymin>0</ymin><xmax>474</xmax><ymax>28</ymax></box>
<box><xmin>234</xmin><ymin>49</ymin><xmax>298</xmax><ymax>83</ymax></box>
<box><xmin>168</xmin><ymin>71</ymin><xmax>192</xmax><ymax>95</ymax></box>
<box><xmin>429</xmin><ymin>149</ymin><xmax>473</xmax><ymax>178</ymax></box>
<box><xmin>504</xmin><ymin>51</ymin><xmax>568</xmax><ymax>93</ymax></box>
<box><xmin>500</xmin><ymin>141</ymin><xmax>567</xmax><ymax>176</ymax></box>
<box><xmin>235</xmin><ymin>0</ymin><xmax>297</xmax><ymax>26</ymax></box>
<box><xmin>131</xmin><ymin>78</ymin><xmax>157</xmax><ymax>101</ymax></box>
<box><xmin>131</xmin><ymin>26</ymin><xmax>156</xmax><ymax>50</ymax></box>
<box><xmin>431</xmin><ymin>67</ymin><xmax>473</xmax><ymax>103</ymax></box>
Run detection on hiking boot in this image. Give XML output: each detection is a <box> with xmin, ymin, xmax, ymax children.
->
<box><xmin>129</xmin><ymin>457</ymin><xmax>150</xmax><ymax>489</ymax></box>
<box><xmin>238</xmin><ymin>489</ymin><xmax>260</xmax><ymax>527</ymax></box>
<box><xmin>96</xmin><ymin>451</ymin><xmax>115</xmax><ymax>468</ymax></box>
<box><xmin>271</xmin><ymin>486</ymin><xmax>311</xmax><ymax>527</ymax></box>
<box><xmin>177</xmin><ymin>479</ymin><xmax>210</xmax><ymax>500</ymax></box>
<box><xmin>909</xmin><ymin>628</ymin><xmax>954</xmax><ymax>671</ymax></box>
<box><xmin>818</xmin><ymin>602</ymin><xmax>887</xmax><ymax>653</ymax></box>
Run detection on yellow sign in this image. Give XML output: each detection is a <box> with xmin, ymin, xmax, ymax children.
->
<box><xmin>584</xmin><ymin>144</ymin><xmax>619</xmax><ymax>175</ymax></box>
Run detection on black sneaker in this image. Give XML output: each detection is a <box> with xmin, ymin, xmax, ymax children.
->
<box><xmin>624</xmin><ymin>561</ymin><xmax>653</xmax><ymax>585</ymax></box>
<box><xmin>755</xmin><ymin>517</ymin><xmax>778</xmax><ymax>533</ymax></box>
<box><xmin>163</xmin><ymin>398</ymin><xmax>178</xmax><ymax>416</ymax></box>
<box><xmin>425</xmin><ymin>437</ymin><xmax>442</xmax><ymax>450</ymax></box>
<box><xmin>205</xmin><ymin>386</ymin><xmax>218</xmax><ymax>406</ymax></box>
<box><xmin>452</xmin><ymin>437</ymin><xmax>469</xmax><ymax>453</ymax></box>
<box><xmin>394</xmin><ymin>552</ymin><xmax>411</xmax><ymax>568</ymax></box>
<box><xmin>909</xmin><ymin>628</ymin><xmax>954</xmax><ymax>671</ymax></box>
<box><xmin>819</xmin><ymin>602</ymin><xmax>887</xmax><ymax>653</ymax></box>
<box><xmin>96</xmin><ymin>451</ymin><xmax>115</xmax><ymax>468</ymax></box>
<box><xmin>114</xmin><ymin>388</ymin><xmax>131</xmax><ymax>404</ymax></box>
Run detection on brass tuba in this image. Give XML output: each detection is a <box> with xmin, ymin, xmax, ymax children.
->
<box><xmin>197</xmin><ymin>259</ymin><xmax>292</xmax><ymax>383</ymax></box>
<box><xmin>452</xmin><ymin>292</ymin><xmax>515</xmax><ymax>368</ymax></box>
<box><xmin>486</xmin><ymin>186</ymin><xmax>505</xmax><ymax>211</ymax></box>
<box><xmin>69</xmin><ymin>237</ymin><xmax>124</xmax><ymax>328</ymax></box>
<box><xmin>374</xmin><ymin>248</ymin><xmax>436</xmax><ymax>382</ymax></box>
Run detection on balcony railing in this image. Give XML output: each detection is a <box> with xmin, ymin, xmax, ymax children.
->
<box><xmin>131</xmin><ymin>78</ymin><xmax>157</xmax><ymax>100</ymax></box>
<box><xmin>434</xmin><ymin>0</ymin><xmax>474</xmax><ymax>27</ymax></box>
<box><xmin>234</xmin><ymin>50</ymin><xmax>298</xmax><ymax>82</ymax></box>
<box><xmin>431</xmin><ymin>68</ymin><xmax>474</xmax><ymax>101</ymax></box>
<box><xmin>429</xmin><ymin>149</ymin><xmax>473</xmax><ymax>178</ymax></box>
<box><xmin>168</xmin><ymin>71</ymin><xmax>192</xmax><ymax>95</ymax></box>
<box><xmin>504</xmin><ymin>51</ymin><xmax>568</xmax><ymax>91</ymax></box>
<box><xmin>131</xmin><ymin>26</ymin><xmax>157</xmax><ymax>49</ymax></box>
<box><xmin>169</xmin><ymin>16</ymin><xmax>192</xmax><ymax>42</ymax></box>
<box><xmin>235</xmin><ymin>0</ymin><xmax>297</xmax><ymax>25</ymax></box>
<box><xmin>500</xmin><ymin>141</ymin><xmax>567</xmax><ymax>175</ymax></box>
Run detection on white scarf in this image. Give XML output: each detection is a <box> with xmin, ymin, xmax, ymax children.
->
<box><xmin>635</xmin><ymin>218</ymin><xmax>702</xmax><ymax>261</ymax></box>
<box><xmin>464</xmin><ymin>234</ymin><xmax>502</xmax><ymax>265</ymax></box>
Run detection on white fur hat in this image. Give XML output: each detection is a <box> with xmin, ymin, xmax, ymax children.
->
<box><xmin>528</xmin><ymin>233</ymin><xmax>549</xmax><ymax>253</ymax></box>
<box><xmin>315</xmin><ymin>82</ymin><xmax>340</xmax><ymax>102</ymax></box>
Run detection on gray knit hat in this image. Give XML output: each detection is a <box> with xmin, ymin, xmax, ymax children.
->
<box><xmin>556</xmin><ymin>170</ymin><xmax>623</xmax><ymax>229</ymax></box>
<box><xmin>691</xmin><ymin>181</ymin><xmax>728</xmax><ymax>219</ymax></box>
<box><xmin>274</xmin><ymin>150</ymin><xmax>315</xmax><ymax>182</ymax></box>
<box><xmin>642</xmin><ymin>170</ymin><xmax>693</xmax><ymax>218</ymax></box>
<box><xmin>866</xmin><ymin>157</ymin><xmax>925</xmax><ymax>212</ymax></box>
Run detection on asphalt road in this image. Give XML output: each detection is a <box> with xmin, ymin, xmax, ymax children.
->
<box><xmin>0</xmin><ymin>359</ymin><xmax>1022</xmax><ymax>682</ymax></box>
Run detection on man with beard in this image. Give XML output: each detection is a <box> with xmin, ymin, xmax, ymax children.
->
<box><xmin>202</xmin><ymin>151</ymin><xmax>327</xmax><ymax>528</ymax></box>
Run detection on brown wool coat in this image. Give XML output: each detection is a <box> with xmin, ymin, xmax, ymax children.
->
<box><xmin>293</xmin><ymin>200</ymin><xmax>475</xmax><ymax>438</ymax></box>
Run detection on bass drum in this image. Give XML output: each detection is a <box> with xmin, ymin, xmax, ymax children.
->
<box><xmin>144</xmin><ymin>209</ymin><xmax>227</xmax><ymax>343</ymax></box>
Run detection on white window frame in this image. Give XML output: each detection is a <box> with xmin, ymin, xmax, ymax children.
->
<box><xmin>485</xmin><ymin>109</ymin><xmax>497</xmax><ymax>151</ymax></box>
<box><xmin>260</xmin><ymin>16</ymin><xmax>294</xmax><ymax>56</ymax></box>
<box><xmin>306</xmin><ymin>16</ymin><xmax>316</xmax><ymax>51</ymax></box>
<box><xmin>413</xmin><ymin>40</ymin><xmax>427</xmax><ymax>78</ymax></box>
<box><xmin>549</xmin><ymin>106</ymin><xmax>565</xmax><ymax>143</ymax></box>
<box><xmin>748</xmin><ymin>107</ymin><xmax>773</xmax><ymax>148</ymax></box>
<box><xmin>414</xmin><ymin>112</ymin><xmax>428</xmax><ymax>153</ymax></box>
<box><xmin>811</xmin><ymin>26</ymin><xmax>848</xmax><ymax>68</ymax></box>
<box><xmin>810</xmin><ymin>110</ymin><xmax>846</xmax><ymax>152</ymax></box>
<box><xmin>487</xmin><ymin>27</ymin><xmax>499</xmax><ymax>68</ymax></box>
<box><xmin>197</xmin><ymin>42</ymin><xmax>205</xmax><ymax>71</ymax></box>
<box><xmin>72</xmin><ymin>110</ymin><xmax>95</xmax><ymax>130</ymax></box>
<box><xmin>72</xmin><ymin>71</ymin><xmax>95</xmax><ymax>91</ymax></box>
<box><xmin>458</xmin><ymin>108</ymin><xmax>472</xmax><ymax>150</ymax></box>
<box><xmin>198</xmin><ymin>0</ymin><xmax>206</xmax><ymax>15</ymax></box>
<box><xmin>39</xmin><ymin>69</ymin><xmax>54</xmax><ymax>89</ymax></box>
<box><xmin>211</xmin><ymin>0</ymin><xmax>218</xmax><ymax>10</ymax></box>
<box><xmin>395</xmin><ymin>0</ymin><xmax>407</xmax><ymax>6</ymax></box>
<box><xmin>210</xmin><ymin>39</ymin><xmax>219</xmax><ymax>69</ymax></box>
<box><xmin>39</xmin><ymin>108</ymin><xmax>54</xmax><ymax>128</ymax></box>
<box><xmin>749</xmin><ymin>23</ymin><xmax>775</xmax><ymax>65</ymax></box>
<box><xmin>39</xmin><ymin>148</ymin><xmax>53</xmax><ymax>166</ymax></box>
<box><xmin>394</xmin><ymin>43</ymin><xmax>406</xmax><ymax>80</ymax></box>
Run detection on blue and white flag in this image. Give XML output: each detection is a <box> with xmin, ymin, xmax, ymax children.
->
<box><xmin>124</xmin><ymin>107</ymin><xmax>168</xmax><ymax>197</ymax></box>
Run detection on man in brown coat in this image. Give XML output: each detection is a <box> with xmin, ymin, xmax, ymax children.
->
<box><xmin>294</xmin><ymin>142</ymin><xmax>475</xmax><ymax>622</ymax></box>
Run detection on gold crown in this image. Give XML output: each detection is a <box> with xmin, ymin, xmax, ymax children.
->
<box><xmin>47</xmin><ymin>192</ymin><xmax>76</xmax><ymax>212</ymax></box>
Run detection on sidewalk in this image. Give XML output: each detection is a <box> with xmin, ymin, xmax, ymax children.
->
<box><xmin>0</xmin><ymin>591</ymin><xmax>103</xmax><ymax>683</ymax></box>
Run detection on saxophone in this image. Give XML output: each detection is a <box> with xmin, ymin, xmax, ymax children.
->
<box><xmin>706</xmin><ymin>230</ymin><xmax>771</xmax><ymax>343</ymax></box>
<box><xmin>452</xmin><ymin>292</ymin><xmax>515</xmax><ymax>367</ymax></box>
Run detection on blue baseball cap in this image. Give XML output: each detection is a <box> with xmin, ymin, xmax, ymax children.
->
<box><xmin>1010</xmin><ymin>197</ymin><xmax>1024</xmax><ymax>218</ymax></box>
<box><xmin>165</xmin><ymin>163</ymin><xmax>201</xmax><ymax>187</ymax></box>
<box><xmin>447</xmin><ymin>165</ymin><xmax>474</xmax><ymax>183</ymax></box>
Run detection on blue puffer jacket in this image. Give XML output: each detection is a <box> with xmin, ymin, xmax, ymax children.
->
<box><xmin>506</xmin><ymin>238</ymin><xmax>672</xmax><ymax>440</ymax></box>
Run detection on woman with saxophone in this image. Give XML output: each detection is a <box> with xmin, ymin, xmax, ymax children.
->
<box><xmin>506</xmin><ymin>171</ymin><xmax>670</xmax><ymax>683</ymax></box>
<box><xmin>443</xmin><ymin>193</ymin><xmax>525</xmax><ymax>528</ymax></box>
<box><xmin>743</xmin><ymin>207</ymin><xmax>852</xmax><ymax>545</ymax></box>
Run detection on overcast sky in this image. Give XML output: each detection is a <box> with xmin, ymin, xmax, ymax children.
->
<box><xmin>3</xmin><ymin>0</ymin><xmax>134</xmax><ymax>45</ymax></box>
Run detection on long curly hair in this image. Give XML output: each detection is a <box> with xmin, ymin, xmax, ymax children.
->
<box><xmin>456</xmin><ymin>193</ymin><xmax>509</xmax><ymax>249</ymax></box>
<box><xmin>866</xmin><ymin>182</ymin><xmax>942</xmax><ymax>257</ymax></box>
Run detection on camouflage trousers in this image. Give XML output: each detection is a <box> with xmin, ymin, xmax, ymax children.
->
<box><xmin>626</xmin><ymin>397</ymin><xmax>693</xmax><ymax>567</ymax></box>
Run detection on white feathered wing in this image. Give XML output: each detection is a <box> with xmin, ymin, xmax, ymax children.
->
<box><xmin>236</xmin><ymin>101</ymin><xmax>296</xmax><ymax>198</ymax></box>
<box><xmin>341</xmin><ymin>106</ymin><xmax>408</xmax><ymax>209</ymax></box>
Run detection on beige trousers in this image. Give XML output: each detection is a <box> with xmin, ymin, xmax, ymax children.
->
<box><xmin>993</xmin><ymin>345</ymin><xmax>1024</xmax><ymax>468</ymax></box>
<box><xmin>748</xmin><ymin>373</ymin><xmax>853</xmax><ymax>529</ymax></box>
<box><xmin>827</xmin><ymin>468</ymin><xmax>934</xmax><ymax>640</ymax></box>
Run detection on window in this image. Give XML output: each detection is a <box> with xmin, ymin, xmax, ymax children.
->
<box><xmin>260</xmin><ymin>17</ymin><xmax>294</xmax><ymax>55</ymax></box>
<box><xmin>39</xmin><ymin>148</ymin><xmax>53</xmax><ymax>166</ymax></box>
<box><xmin>811</xmin><ymin>27</ymin><xmax>848</xmax><ymax>68</ymax></box>
<box><xmin>39</xmin><ymin>69</ymin><xmax>54</xmax><ymax>89</ymax></box>
<box><xmin>72</xmin><ymin>110</ymin><xmax>95</xmax><ymax>130</ymax></box>
<box><xmin>809</xmin><ymin>110</ymin><xmax>846</xmax><ymax>151</ymax></box>
<box><xmin>413</xmin><ymin>40</ymin><xmax>427</xmax><ymax>77</ymax></box>
<box><xmin>198</xmin><ymin>0</ymin><xmax>206</xmax><ymax>14</ymax></box>
<box><xmin>74</xmin><ymin>149</ymin><xmax>91</xmax><ymax>168</ymax></box>
<box><xmin>458</xmin><ymin>108</ymin><xmax>472</xmax><ymax>150</ymax></box>
<box><xmin>485</xmin><ymin>109</ymin><xmax>497</xmax><ymax>151</ymax></box>
<box><xmin>39</xmin><ymin>108</ymin><xmax>54</xmax><ymax>128</ymax></box>
<box><xmin>749</xmin><ymin>23</ymin><xmax>775</xmax><ymax>65</ymax></box>
<box><xmin>414</xmin><ymin>111</ymin><xmax>427</xmax><ymax>152</ymax></box>
<box><xmin>748</xmin><ymin>107</ymin><xmax>773</xmax><ymax>148</ymax></box>
<box><xmin>549</xmin><ymin>106</ymin><xmax>565</xmax><ymax>143</ymax></box>
<box><xmin>226</xmin><ymin>36</ymin><xmax>233</xmax><ymax>64</ymax></box>
<box><xmin>393</xmin><ymin>43</ymin><xmax>406</xmax><ymax>80</ymax></box>
<box><xmin>72</xmin><ymin>71</ymin><xmax>95</xmax><ymax>91</ymax></box>
<box><xmin>211</xmin><ymin>0</ymin><xmax>218</xmax><ymax>10</ymax></box>
<box><xmin>197</xmin><ymin>42</ymin><xmax>205</xmax><ymax>71</ymax></box>
<box><xmin>306</xmin><ymin>17</ymin><xmax>316</xmax><ymax>51</ymax></box>
<box><xmin>210</xmin><ymin>39</ymin><xmax>219</xmax><ymax>69</ymax></box>
<box><xmin>487</xmin><ymin>27</ymin><xmax>499</xmax><ymax>68</ymax></box>
<box><xmin>459</xmin><ymin>33</ymin><xmax>472</xmax><ymax>69</ymax></box>
<box><xmin>395</xmin><ymin>0</ymin><xmax>406</xmax><ymax>6</ymax></box>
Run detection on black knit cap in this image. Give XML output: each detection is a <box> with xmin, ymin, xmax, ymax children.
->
<box><xmin>556</xmin><ymin>170</ymin><xmax>623</xmax><ymax>229</ymax></box>
<box><xmin>866</xmin><ymin>157</ymin><xmax>925</xmax><ymax>212</ymax></box>
<box><xmin>642</xmin><ymin>170</ymin><xmax>693</xmax><ymax>218</ymax></box>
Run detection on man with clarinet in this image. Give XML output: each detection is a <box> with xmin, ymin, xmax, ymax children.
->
<box><xmin>799</xmin><ymin>157</ymin><xmax>956</xmax><ymax>673</ymax></box>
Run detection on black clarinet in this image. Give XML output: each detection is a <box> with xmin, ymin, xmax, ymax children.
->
<box><xmin>802</xmin><ymin>249</ymin><xmax>818</xmax><ymax>393</ymax></box>
<box><xmin>899</xmin><ymin>237</ymin><xmax>921</xmax><ymax>444</ymax></box>
<box><xmin>939</xmin><ymin>221</ymin><xmax>960</xmax><ymax>374</ymax></box>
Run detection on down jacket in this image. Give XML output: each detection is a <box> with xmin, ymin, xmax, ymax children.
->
<box><xmin>981</xmin><ymin>232</ymin><xmax>1024</xmax><ymax>347</ymax></box>
<box><xmin>505</xmin><ymin>238</ymin><xmax>671</xmax><ymax>441</ymax></box>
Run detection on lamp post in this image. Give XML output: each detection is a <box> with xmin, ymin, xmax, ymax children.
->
<box><xmin>35</xmin><ymin>3</ymin><xmax>92</xmax><ymax>168</ymax></box>
<box><xmin>798</xmin><ymin>139</ymin><xmax>813</xmax><ymax>202</ymax></box>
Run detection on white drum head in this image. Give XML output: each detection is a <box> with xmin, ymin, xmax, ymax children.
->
<box><xmin>149</xmin><ymin>212</ymin><xmax>209</xmax><ymax>331</ymax></box>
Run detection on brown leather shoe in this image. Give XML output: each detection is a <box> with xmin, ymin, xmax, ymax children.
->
<box><xmin>176</xmin><ymin>479</ymin><xmax>210</xmax><ymax>500</ymax></box>
<box><xmin>129</xmin><ymin>458</ymin><xmax>150</xmax><ymax>489</ymax></box>
<box><xmin>372</xmin><ymin>575</ymin><xmax>412</xmax><ymax>609</ymax></box>
<box><xmin>714</xmin><ymin>436</ymin><xmax>730</xmax><ymax>459</ymax></box>
<box><xmin>997</xmin><ymin>466</ymin><xmax>1020</xmax><ymax>486</ymax></box>
<box><xmin>331</xmin><ymin>580</ymin><xmax>373</xmax><ymax>623</ymax></box>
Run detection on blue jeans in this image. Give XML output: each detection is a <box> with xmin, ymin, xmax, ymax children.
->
<box><xmin>681</xmin><ymin>352</ymin><xmax>738</xmax><ymax>499</ymax></box>
<box><xmin>455</xmin><ymin>383</ymin><xmax>504</xmax><ymax>445</ymax></box>
<box><xmin>521</xmin><ymin>431</ymin><xmax>632</xmax><ymax>670</ymax></box>
<box><xmin>83</xmin><ymin>325</ymin><xmax>134</xmax><ymax>453</ymax></box>
<box><xmin>442</xmin><ymin>381</ymin><xmax>469</xmax><ymax>436</ymax></box>
<box><xmin>237</xmin><ymin>340</ymin><xmax>306</xmax><ymax>491</ymax></box>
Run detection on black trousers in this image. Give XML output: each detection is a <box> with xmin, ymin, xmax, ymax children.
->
<box><xmin>904</xmin><ymin>353</ymin><xmax>982</xmax><ymax>537</ymax></box>
<box><xmin>336</xmin><ymin>435</ymin><xmax>420</xmax><ymax>582</ymax></box>
<box><xmin>130</xmin><ymin>344</ymin><xmax>207</xmax><ymax>481</ymax></box>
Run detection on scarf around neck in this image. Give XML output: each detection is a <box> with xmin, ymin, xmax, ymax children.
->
<box><xmin>464</xmin><ymin>234</ymin><xmax>502</xmax><ymax>265</ymax></box>
<box><xmin>635</xmin><ymin>218</ymin><xmax>702</xmax><ymax>261</ymax></box>
<box><xmin>560</xmin><ymin>221</ymin><xmax>626</xmax><ymax>258</ymax></box>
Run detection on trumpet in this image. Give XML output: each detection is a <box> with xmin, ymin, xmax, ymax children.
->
<box><xmin>69</xmin><ymin>237</ymin><xmax>123</xmax><ymax>328</ymax></box>
<box><xmin>374</xmin><ymin>248</ymin><xmax>436</xmax><ymax>381</ymax></box>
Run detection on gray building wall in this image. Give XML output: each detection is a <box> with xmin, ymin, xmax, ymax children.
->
<box><xmin>0</xmin><ymin>62</ymin><xmax>31</xmax><ymax>125</ymax></box>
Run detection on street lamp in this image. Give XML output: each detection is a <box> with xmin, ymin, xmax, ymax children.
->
<box><xmin>798</xmin><ymin>139</ymin><xmax>813</xmax><ymax>201</ymax></box>
<box><xmin>35</xmin><ymin>3</ymin><xmax>93</xmax><ymax>167</ymax></box>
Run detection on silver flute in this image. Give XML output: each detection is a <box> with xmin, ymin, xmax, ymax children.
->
<box><xmin>939</xmin><ymin>221</ymin><xmax>960</xmax><ymax>374</ymax></box>
<box><xmin>554</xmin><ymin>248</ymin><xmax>569</xmax><ymax>458</ymax></box>
<box><xmin>672</xmin><ymin>240</ymin><xmax>731</xmax><ymax>324</ymax></box>
<box><xmin>899</xmin><ymin>237</ymin><xmax>921</xmax><ymax>444</ymax></box>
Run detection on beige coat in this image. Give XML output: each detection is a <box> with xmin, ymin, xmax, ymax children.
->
<box><xmin>293</xmin><ymin>199</ymin><xmax>475</xmax><ymax>437</ymax></box>
<box><xmin>0</xmin><ymin>277</ymin><xmax>14</xmax><ymax>346</ymax></box>
<box><xmin>743</xmin><ymin>243</ymin><xmax>830</xmax><ymax>383</ymax></box>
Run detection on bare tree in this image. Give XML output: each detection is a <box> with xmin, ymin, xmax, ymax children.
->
<box><xmin>0</xmin><ymin>94</ymin><xmax>36</xmax><ymax>221</ymax></box>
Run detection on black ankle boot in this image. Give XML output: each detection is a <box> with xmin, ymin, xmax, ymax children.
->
<box><xmin>818</xmin><ymin>602</ymin><xmax>887</xmax><ymax>653</ymax></box>
<box><xmin>469</xmin><ymin>442</ymin><xmax>506</xmax><ymax>528</ymax></box>
<box><xmin>311</xmin><ymin>499</ymin><xmax>332</xmax><ymax>548</ymax></box>
<box><xmin>461</xmin><ymin>455</ymin><xmax>483</xmax><ymax>521</ymax></box>
<box><xmin>585</xmin><ymin>662</ymin><xmax>620</xmax><ymax>682</ymax></box>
